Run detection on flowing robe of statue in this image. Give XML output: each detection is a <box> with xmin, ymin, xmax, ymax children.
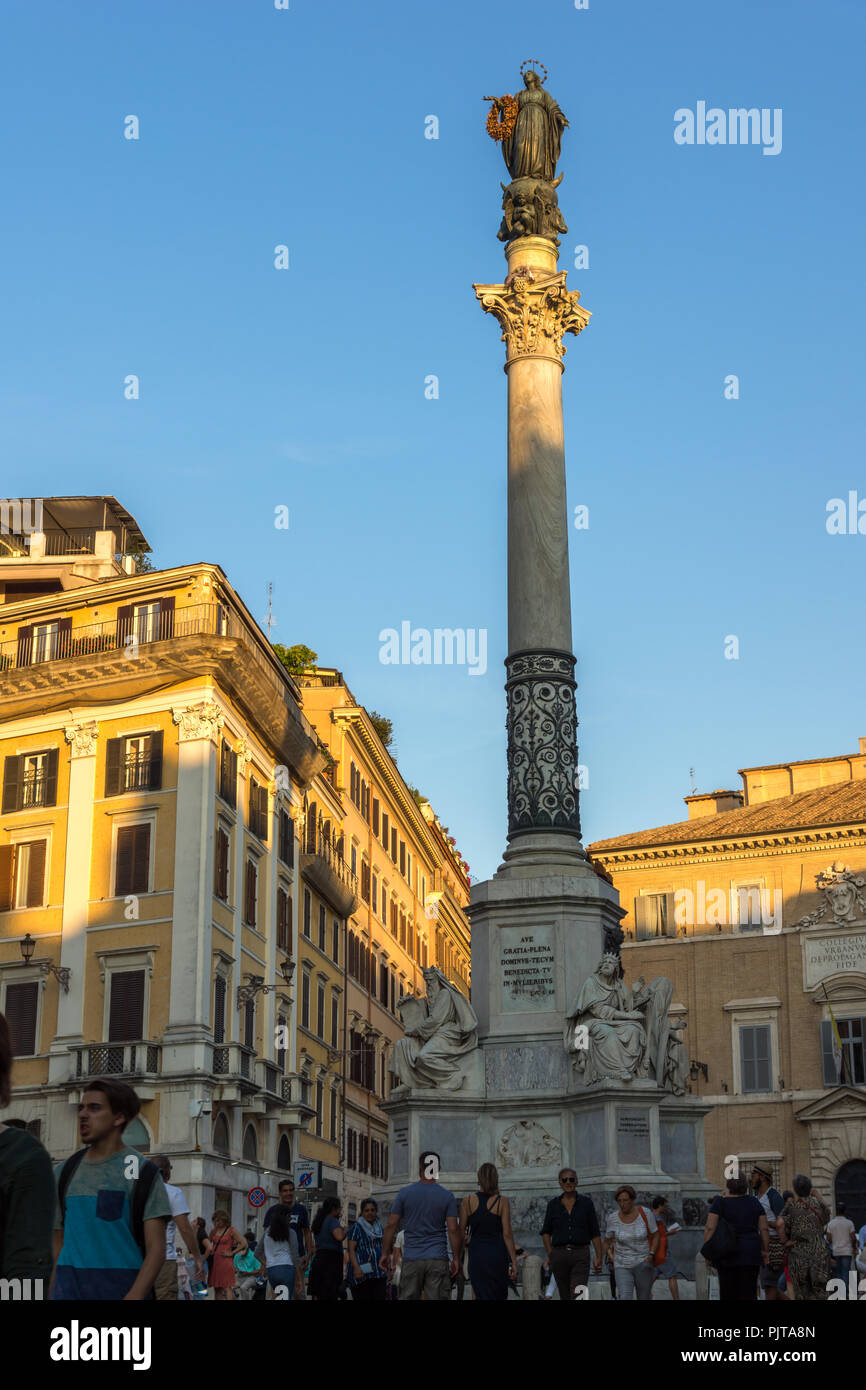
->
<box><xmin>567</xmin><ymin>968</ymin><xmax>646</xmax><ymax>1085</ymax></box>
<box><xmin>393</xmin><ymin>971</ymin><xmax>478</xmax><ymax>1090</ymax></box>
<box><xmin>632</xmin><ymin>976</ymin><xmax>674</xmax><ymax>1082</ymax></box>
<box><xmin>502</xmin><ymin>84</ymin><xmax>567</xmax><ymax>183</ymax></box>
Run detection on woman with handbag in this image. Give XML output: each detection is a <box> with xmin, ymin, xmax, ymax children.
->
<box><xmin>702</xmin><ymin>1175</ymin><xmax>769</xmax><ymax>1301</ymax></box>
<box><xmin>208</xmin><ymin>1211</ymin><xmax>248</xmax><ymax>1302</ymax></box>
<box><xmin>603</xmin><ymin>1185</ymin><xmax>659</xmax><ymax>1301</ymax></box>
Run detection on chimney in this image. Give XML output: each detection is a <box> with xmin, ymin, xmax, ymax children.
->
<box><xmin>859</xmin><ymin>737</ymin><xmax>866</xmax><ymax>756</ymax></box>
<box><xmin>684</xmin><ymin>789</ymin><xmax>744</xmax><ymax>821</ymax></box>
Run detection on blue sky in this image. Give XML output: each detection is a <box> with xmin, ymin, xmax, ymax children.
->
<box><xmin>2</xmin><ymin>0</ymin><xmax>865</xmax><ymax>882</ymax></box>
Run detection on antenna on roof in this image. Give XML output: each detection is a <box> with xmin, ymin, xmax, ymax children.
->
<box><xmin>689</xmin><ymin>766</ymin><xmax>697</xmax><ymax>795</ymax></box>
<box><xmin>266</xmin><ymin>582</ymin><xmax>273</xmax><ymax>639</ymax></box>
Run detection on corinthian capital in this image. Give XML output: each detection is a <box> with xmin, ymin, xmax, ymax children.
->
<box><xmin>473</xmin><ymin>269</ymin><xmax>590</xmax><ymax>364</ymax></box>
<box><xmin>171</xmin><ymin>700</ymin><xmax>224</xmax><ymax>744</ymax></box>
<box><xmin>64</xmin><ymin>720</ymin><xmax>99</xmax><ymax>758</ymax></box>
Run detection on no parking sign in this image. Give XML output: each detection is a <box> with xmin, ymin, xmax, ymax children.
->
<box><xmin>248</xmin><ymin>1186</ymin><xmax>267</xmax><ymax>1208</ymax></box>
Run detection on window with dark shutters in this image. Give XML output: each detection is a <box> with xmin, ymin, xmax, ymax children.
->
<box><xmin>158</xmin><ymin>596</ymin><xmax>175</xmax><ymax>640</ymax></box>
<box><xmin>249</xmin><ymin>779</ymin><xmax>268</xmax><ymax>841</ymax></box>
<box><xmin>277</xmin><ymin>887</ymin><xmax>289</xmax><ymax>951</ymax></box>
<box><xmin>115</xmin><ymin>605</ymin><xmax>134</xmax><ymax>649</ymax></box>
<box><xmin>316</xmin><ymin>981</ymin><xmax>325</xmax><ymax>1037</ymax></box>
<box><xmin>0</xmin><ymin>845</ymin><xmax>13</xmax><ymax>912</ymax></box>
<box><xmin>302</xmin><ymin>972</ymin><xmax>311</xmax><ymax>1029</ymax></box>
<box><xmin>115</xmin><ymin>824</ymin><xmax>150</xmax><ymax>896</ymax></box>
<box><xmin>380</xmin><ymin>962</ymin><xmax>389</xmax><ymax>1005</ymax></box>
<box><xmin>42</xmin><ymin>748</ymin><xmax>59</xmax><ymax>807</ymax></box>
<box><xmin>2</xmin><ymin>756</ymin><xmax>21</xmax><ymax>814</ymax></box>
<box><xmin>332</xmin><ymin>918</ymin><xmax>339</xmax><ymax>964</ymax></box>
<box><xmin>303</xmin><ymin>889</ymin><xmax>311</xmax><ymax>938</ymax></box>
<box><xmin>381</xmin><ymin>812</ymin><xmax>389</xmax><ymax>849</ymax></box>
<box><xmin>278</xmin><ymin>808</ymin><xmax>293</xmax><ymax>866</ymax></box>
<box><xmin>244</xmin><ymin>998</ymin><xmax>255</xmax><ymax>1049</ymax></box>
<box><xmin>219</xmin><ymin>742</ymin><xmax>237</xmax><ymax>808</ymax></box>
<box><xmin>399</xmin><ymin>842</ymin><xmax>406</xmax><ymax>876</ymax></box>
<box><xmin>16</xmin><ymin>624</ymin><xmax>34</xmax><ymax>667</ymax></box>
<box><xmin>372</xmin><ymin>798</ymin><xmax>380</xmax><ymax>835</ymax></box>
<box><xmin>215</xmin><ymin>827</ymin><xmax>229</xmax><ymax>900</ymax></box>
<box><xmin>390</xmin><ymin>828</ymin><xmax>397</xmax><ymax>862</ymax></box>
<box><xmin>330</xmin><ymin>993</ymin><xmax>338</xmax><ymax>1048</ymax></box>
<box><xmin>5</xmin><ymin>980</ymin><xmax>39</xmax><ymax>1055</ymax></box>
<box><xmin>108</xmin><ymin>970</ymin><xmax>145</xmax><ymax>1042</ymax></box>
<box><xmin>213</xmin><ymin>975</ymin><xmax>227</xmax><ymax>1044</ymax></box>
<box><xmin>105</xmin><ymin>738</ymin><xmax>123</xmax><ymax>797</ymax></box>
<box><xmin>244</xmin><ymin>859</ymin><xmax>257</xmax><ymax>926</ymax></box>
<box><xmin>145</xmin><ymin>732</ymin><xmax>163</xmax><ymax>791</ymax></box>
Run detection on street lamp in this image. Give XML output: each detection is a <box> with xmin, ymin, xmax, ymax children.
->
<box><xmin>236</xmin><ymin>960</ymin><xmax>295</xmax><ymax>1009</ymax></box>
<box><xmin>689</xmin><ymin>1059</ymin><xmax>708</xmax><ymax>1083</ymax></box>
<box><xmin>20</xmin><ymin>932</ymin><xmax>70</xmax><ymax>993</ymax></box>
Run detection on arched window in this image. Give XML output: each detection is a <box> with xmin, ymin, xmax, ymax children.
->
<box><xmin>213</xmin><ymin>1111</ymin><xmax>230</xmax><ymax>1156</ymax></box>
<box><xmin>277</xmin><ymin>1134</ymin><xmax>292</xmax><ymax>1172</ymax></box>
<box><xmin>243</xmin><ymin>1124</ymin><xmax>258</xmax><ymax>1163</ymax></box>
<box><xmin>122</xmin><ymin>1117</ymin><xmax>150</xmax><ymax>1152</ymax></box>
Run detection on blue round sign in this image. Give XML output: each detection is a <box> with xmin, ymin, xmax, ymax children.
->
<box><xmin>248</xmin><ymin>1186</ymin><xmax>267</xmax><ymax>1208</ymax></box>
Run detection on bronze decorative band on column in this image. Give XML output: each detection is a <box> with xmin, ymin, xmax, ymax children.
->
<box><xmin>504</xmin><ymin>648</ymin><xmax>581</xmax><ymax>838</ymax></box>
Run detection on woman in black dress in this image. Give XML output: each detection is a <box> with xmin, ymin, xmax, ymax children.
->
<box><xmin>459</xmin><ymin>1164</ymin><xmax>519</xmax><ymax>1301</ymax></box>
<box><xmin>308</xmin><ymin>1198</ymin><xmax>346</xmax><ymax>1301</ymax></box>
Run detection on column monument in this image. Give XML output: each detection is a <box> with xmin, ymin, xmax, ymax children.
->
<box><xmin>379</xmin><ymin>64</ymin><xmax>714</xmax><ymax>1274</ymax></box>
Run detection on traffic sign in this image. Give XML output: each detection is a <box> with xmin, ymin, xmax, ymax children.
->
<box><xmin>248</xmin><ymin>1186</ymin><xmax>267</xmax><ymax>1208</ymax></box>
<box><xmin>293</xmin><ymin>1160</ymin><xmax>322</xmax><ymax>1191</ymax></box>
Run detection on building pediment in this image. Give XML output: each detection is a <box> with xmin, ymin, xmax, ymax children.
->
<box><xmin>795</xmin><ymin>1086</ymin><xmax>866</xmax><ymax>1123</ymax></box>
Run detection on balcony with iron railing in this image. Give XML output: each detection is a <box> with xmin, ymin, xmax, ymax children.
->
<box><xmin>0</xmin><ymin>597</ymin><xmax>324</xmax><ymax>783</ymax></box>
<box><xmin>300</xmin><ymin>821</ymin><xmax>359</xmax><ymax>918</ymax></box>
<box><xmin>70</xmin><ymin>1041</ymin><xmax>162</xmax><ymax>1082</ymax></box>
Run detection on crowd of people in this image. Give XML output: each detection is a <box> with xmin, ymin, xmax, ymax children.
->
<box><xmin>1</xmin><ymin>1016</ymin><xmax>864</xmax><ymax>1302</ymax></box>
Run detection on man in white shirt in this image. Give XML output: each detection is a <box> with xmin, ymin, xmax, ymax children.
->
<box><xmin>152</xmin><ymin>1156</ymin><xmax>204</xmax><ymax>1300</ymax></box>
<box><xmin>826</xmin><ymin>1202</ymin><xmax>857</xmax><ymax>1290</ymax></box>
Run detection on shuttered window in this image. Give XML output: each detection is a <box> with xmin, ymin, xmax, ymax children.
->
<box><xmin>2</xmin><ymin>749</ymin><xmax>59</xmax><ymax>813</ymax></box>
<box><xmin>302</xmin><ymin>889</ymin><xmax>311</xmax><ymax>938</ymax></box>
<box><xmin>318</xmin><ymin>904</ymin><xmax>326</xmax><ymax>951</ymax></box>
<box><xmin>316</xmin><ymin>980</ymin><xmax>325</xmax><ymax>1038</ymax></box>
<box><xmin>372</xmin><ymin>798</ymin><xmax>380</xmax><ymax>836</ymax></box>
<box><xmin>5</xmin><ymin>980</ymin><xmax>39</xmax><ymax>1055</ymax></box>
<box><xmin>380</xmin><ymin>961</ymin><xmax>389</xmax><ymax>1006</ymax></box>
<box><xmin>213</xmin><ymin>975</ymin><xmax>227</xmax><ymax>1044</ymax></box>
<box><xmin>330</xmin><ymin>1089</ymin><xmax>338</xmax><ymax>1144</ymax></box>
<box><xmin>249</xmin><ymin>778</ymin><xmax>268</xmax><ymax>842</ymax></box>
<box><xmin>243</xmin><ymin>860</ymin><xmax>257</xmax><ymax>926</ymax></box>
<box><xmin>315</xmin><ymin>1081</ymin><xmax>323</xmax><ymax>1136</ymax></box>
<box><xmin>277</xmin><ymin>887</ymin><xmax>290</xmax><ymax>951</ymax></box>
<box><xmin>219</xmin><ymin>742</ymin><xmax>237</xmax><ymax>808</ymax></box>
<box><xmin>634</xmin><ymin>892</ymin><xmax>677</xmax><ymax>940</ymax></box>
<box><xmin>301</xmin><ymin>971</ymin><xmax>311</xmax><ymax>1029</ymax></box>
<box><xmin>214</xmin><ymin>826</ymin><xmax>230</xmax><ymax>900</ymax></box>
<box><xmin>390</xmin><ymin>828</ymin><xmax>398</xmax><ymax>862</ymax></box>
<box><xmin>108</xmin><ymin>970</ymin><xmax>145</xmax><ymax>1042</ymax></box>
<box><xmin>278</xmin><ymin>808</ymin><xmax>293</xmax><ymax>866</ymax></box>
<box><xmin>332</xmin><ymin>918</ymin><xmax>340</xmax><ymax>964</ymax></box>
<box><xmin>330</xmin><ymin>992</ymin><xmax>339</xmax><ymax>1048</ymax></box>
<box><xmin>381</xmin><ymin>812</ymin><xmax>389</xmax><ymax>849</ymax></box>
<box><xmin>740</xmin><ymin>1024</ymin><xmax>772</xmax><ymax>1094</ymax></box>
<box><xmin>105</xmin><ymin>733</ymin><xmax>163</xmax><ymax>797</ymax></box>
<box><xmin>115</xmin><ymin>824</ymin><xmax>150</xmax><ymax>896</ymax></box>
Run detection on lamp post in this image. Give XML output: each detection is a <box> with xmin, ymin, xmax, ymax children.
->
<box><xmin>236</xmin><ymin>958</ymin><xmax>295</xmax><ymax>1009</ymax></box>
<box><xmin>20</xmin><ymin>932</ymin><xmax>71</xmax><ymax>993</ymax></box>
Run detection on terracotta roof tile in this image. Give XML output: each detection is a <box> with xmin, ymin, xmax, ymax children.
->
<box><xmin>589</xmin><ymin>779</ymin><xmax>866</xmax><ymax>853</ymax></box>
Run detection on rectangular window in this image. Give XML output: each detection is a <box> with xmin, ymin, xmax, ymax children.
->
<box><xmin>406</xmin><ymin>850</ymin><xmax>411</xmax><ymax>883</ymax></box>
<box><xmin>315</xmin><ymin>1081</ymin><xmax>323</xmax><ymax>1136</ymax></box>
<box><xmin>249</xmin><ymin>778</ymin><xmax>268</xmax><ymax>841</ymax></box>
<box><xmin>316</xmin><ymin>980</ymin><xmax>325</xmax><ymax>1038</ymax></box>
<box><xmin>399</xmin><ymin>841</ymin><xmax>406</xmax><ymax>876</ymax></box>
<box><xmin>215</xmin><ymin>826</ymin><xmax>230</xmax><ymax>901</ymax></box>
<box><xmin>391</xmin><ymin>828</ymin><xmax>398</xmax><ymax>863</ymax></box>
<box><xmin>740</xmin><ymin>1024</ymin><xmax>772</xmax><ymax>1094</ymax></box>
<box><xmin>332</xmin><ymin>918</ymin><xmax>340</xmax><ymax>964</ymax></box>
<box><xmin>380</xmin><ymin>961</ymin><xmax>388</xmax><ymax>1006</ymax></box>
<box><xmin>244</xmin><ymin>859</ymin><xmax>257</xmax><ymax>927</ymax></box>
<box><xmin>219</xmin><ymin>742</ymin><xmax>238</xmax><ymax>808</ymax></box>
<box><xmin>330</xmin><ymin>992</ymin><xmax>339</xmax><ymax>1048</ymax></box>
<box><xmin>634</xmin><ymin>892</ymin><xmax>676</xmax><ymax>940</ymax></box>
<box><xmin>108</xmin><ymin>969</ymin><xmax>145</xmax><ymax>1042</ymax></box>
<box><xmin>733</xmin><ymin>883</ymin><xmax>764</xmax><ymax>932</ymax></box>
<box><xmin>213</xmin><ymin>976</ymin><xmax>227</xmax><ymax>1044</ymax></box>
<box><xmin>399</xmin><ymin>911</ymin><xmax>406</xmax><ymax>949</ymax></box>
<box><xmin>330</xmin><ymin>1089</ymin><xmax>338</xmax><ymax>1144</ymax></box>
<box><xmin>318</xmin><ymin>903</ymin><xmax>326</xmax><ymax>951</ymax></box>
<box><xmin>277</xmin><ymin>886</ymin><xmax>290</xmax><ymax>951</ymax></box>
<box><xmin>4</xmin><ymin>979</ymin><xmax>39</xmax><ymax>1055</ymax></box>
<box><xmin>301</xmin><ymin>971</ymin><xmax>311</xmax><ymax>1029</ymax></box>
<box><xmin>278</xmin><ymin>808</ymin><xmax>293</xmax><ymax>866</ymax></box>
<box><xmin>115</xmin><ymin>825</ymin><xmax>150</xmax><ymax>897</ymax></box>
<box><xmin>821</xmin><ymin>1017</ymin><xmax>866</xmax><ymax>1086</ymax></box>
<box><xmin>390</xmin><ymin>900</ymin><xmax>398</xmax><ymax>937</ymax></box>
<box><xmin>244</xmin><ymin>997</ymin><xmax>255</xmax><ymax>1049</ymax></box>
<box><xmin>2</xmin><ymin>749</ymin><xmax>59</xmax><ymax>813</ymax></box>
<box><xmin>303</xmin><ymin>889</ymin><xmax>311</xmax><ymax>938</ymax></box>
<box><xmin>372</xmin><ymin>798</ymin><xmax>380</xmax><ymax>835</ymax></box>
<box><xmin>105</xmin><ymin>732</ymin><xmax>163</xmax><ymax>797</ymax></box>
<box><xmin>390</xmin><ymin>969</ymin><xmax>396</xmax><ymax>1014</ymax></box>
<box><xmin>371</xmin><ymin>873</ymin><xmax>378</xmax><ymax>915</ymax></box>
<box><xmin>381</xmin><ymin>812</ymin><xmax>389</xmax><ymax>849</ymax></box>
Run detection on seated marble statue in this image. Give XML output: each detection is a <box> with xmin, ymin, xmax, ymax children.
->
<box><xmin>393</xmin><ymin>966</ymin><xmax>478</xmax><ymax>1091</ymax></box>
<box><xmin>565</xmin><ymin>955</ymin><xmax>646</xmax><ymax>1085</ymax></box>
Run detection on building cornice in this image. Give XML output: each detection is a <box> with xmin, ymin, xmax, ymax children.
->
<box><xmin>592</xmin><ymin>824</ymin><xmax>866</xmax><ymax>869</ymax></box>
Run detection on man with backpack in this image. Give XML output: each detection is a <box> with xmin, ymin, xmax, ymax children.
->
<box><xmin>51</xmin><ymin>1077</ymin><xmax>170</xmax><ymax>1300</ymax></box>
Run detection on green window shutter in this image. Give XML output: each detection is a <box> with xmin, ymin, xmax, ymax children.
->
<box><xmin>2</xmin><ymin>755</ymin><xmax>22</xmax><ymax>813</ymax></box>
<box><xmin>43</xmin><ymin>748</ymin><xmax>59</xmax><ymax>807</ymax></box>
<box><xmin>105</xmin><ymin>738</ymin><xmax>123</xmax><ymax>797</ymax></box>
<box><xmin>148</xmin><ymin>730</ymin><xmax>163</xmax><ymax>790</ymax></box>
<box><xmin>26</xmin><ymin>840</ymin><xmax>46</xmax><ymax>907</ymax></box>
